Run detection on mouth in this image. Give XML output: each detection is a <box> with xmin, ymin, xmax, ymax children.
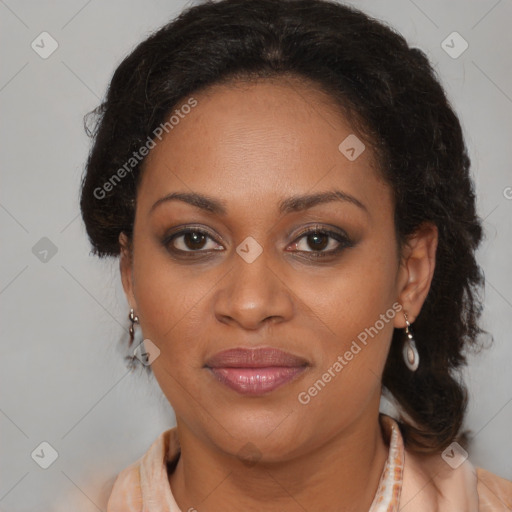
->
<box><xmin>204</xmin><ymin>347</ymin><xmax>309</xmax><ymax>395</ymax></box>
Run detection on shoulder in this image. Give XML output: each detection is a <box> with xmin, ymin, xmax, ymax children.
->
<box><xmin>476</xmin><ymin>466</ymin><xmax>512</xmax><ymax>511</ymax></box>
<box><xmin>403</xmin><ymin>447</ymin><xmax>512</xmax><ymax>511</ymax></box>
<box><xmin>402</xmin><ymin>448</ymin><xmax>479</xmax><ymax>510</ymax></box>
<box><xmin>106</xmin><ymin>461</ymin><xmax>143</xmax><ymax>512</ymax></box>
<box><xmin>105</xmin><ymin>428</ymin><xmax>179</xmax><ymax>512</ymax></box>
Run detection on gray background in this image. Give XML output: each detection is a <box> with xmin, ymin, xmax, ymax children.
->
<box><xmin>1</xmin><ymin>1</ymin><xmax>511</xmax><ymax>510</ymax></box>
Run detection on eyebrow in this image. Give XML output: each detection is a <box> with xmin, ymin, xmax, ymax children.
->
<box><xmin>150</xmin><ymin>190</ymin><xmax>368</xmax><ymax>216</ymax></box>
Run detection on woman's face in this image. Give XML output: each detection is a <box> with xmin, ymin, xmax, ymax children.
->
<box><xmin>120</xmin><ymin>76</ymin><xmax>433</xmax><ymax>462</ymax></box>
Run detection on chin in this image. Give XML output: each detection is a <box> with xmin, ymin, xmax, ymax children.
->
<box><xmin>205</xmin><ymin>411</ymin><xmax>307</xmax><ymax>463</ymax></box>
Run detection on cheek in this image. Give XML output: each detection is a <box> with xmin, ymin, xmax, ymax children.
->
<box><xmin>297</xmin><ymin>235</ymin><xmax>399</xmax><ymax>340</ymax></box>
<box><xmin>296</xmin><ymin>235</ymin><xmax>399</xmax><ymax>398</ymax></box>
<box><xmin>130</xmin><ymin>242</ymin><xmax>211</xmax><ymax>361</ymax></box>
<box><xmin>131</xmin><ymin>248</ymin><xmax>212</xmax><ymax>414</ymax></box>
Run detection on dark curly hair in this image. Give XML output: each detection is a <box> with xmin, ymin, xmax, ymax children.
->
<box><xmin>79</xmin><ymin>0</ymin><xmax>485</xmax><ymax>453</ymax></box>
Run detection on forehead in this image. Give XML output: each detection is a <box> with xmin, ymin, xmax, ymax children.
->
<box><xmin>137</xmin><ymin>77</ymin><xmax>389</xmax><ymax>216</ymax></box>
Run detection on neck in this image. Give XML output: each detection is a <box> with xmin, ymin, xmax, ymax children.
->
<box><xmin>168</xmin><ymin>404</ymin><xmax>389</xmax><ymax>512</ymax></box>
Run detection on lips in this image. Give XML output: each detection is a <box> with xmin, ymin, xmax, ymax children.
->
<box><xmin>205</xmin><ymin>347</ymin><xmax>309</xmax><ymax>395</ymax></box>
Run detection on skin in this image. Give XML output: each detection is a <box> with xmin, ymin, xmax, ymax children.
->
<box><xmin>119</xmin><ymin>75</ymin><xmax>438</xmax><ymax>512</ymax></box>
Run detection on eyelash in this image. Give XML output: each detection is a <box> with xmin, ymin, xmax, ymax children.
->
<box><xmin>162</xmin><ymin>224</ymin><xmax>353</xmax><ymax>260</ymax></box>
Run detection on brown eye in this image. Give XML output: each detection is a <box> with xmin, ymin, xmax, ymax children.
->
<box><xmin>291</xmin><ymin>229</ymin><xmax>352</xmax><ymax>255</ymax></box>
<box><xmin>182</xmin><ymin>231</ymin><xmax>207</xmax><ymax>250</ymax></box>
<box><xmin>164</xmin><ymin>228</ymin><xmax>223</xmax><ymax>253</ymax></box>
<box><xmin>305</xmin><ymin>232</ymin><xmax>329</xmax><ymax>251</ymax></box>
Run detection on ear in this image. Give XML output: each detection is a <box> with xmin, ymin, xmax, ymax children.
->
<box><xmin>119</xmin><ymin>232</ymin><xmax>136</xmax><ymax>310</ymax></box>
<box><xmin>394</xmin><ymin>222</ymin><xmax>438</xmax><ymax>328</ymax></box>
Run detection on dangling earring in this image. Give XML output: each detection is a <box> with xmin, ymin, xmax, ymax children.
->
<box><xmin>128</xmin><ymin>308</ymin><xmax>139</xmax><ymax>347</ymax></box>
<box><xmin>402</xmin><ymin>312</ymin><xmax>419</xmax><ymax>371</ymax></box>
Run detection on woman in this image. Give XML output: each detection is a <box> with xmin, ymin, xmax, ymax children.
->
<box><xmin>80</xmin><ymin>0</ymin><xmax>512</xmax><ymax>510</ymax></box>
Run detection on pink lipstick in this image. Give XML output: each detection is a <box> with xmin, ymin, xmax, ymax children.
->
<box><xmin>205</xmin><ymin>347</ymin><xmax>308</xmax><ymax>395</ymax></box>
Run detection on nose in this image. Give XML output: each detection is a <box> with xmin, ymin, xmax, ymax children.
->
<box><xmin>212</xmin><ymin>245</ymin><xmax>294</xmax><ymax>330</ymax></box>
